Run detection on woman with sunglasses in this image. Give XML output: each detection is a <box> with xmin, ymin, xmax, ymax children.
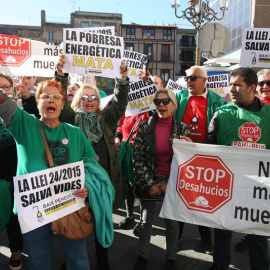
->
<box><xmin>133</xmin><ymin>89</ymin><xmax>191</xmax><ymax>270</ymax></box>
<box><xmin>71</xmin><ymin>61</ymin><xmax>129</xmax><ymax>270</ymax></box>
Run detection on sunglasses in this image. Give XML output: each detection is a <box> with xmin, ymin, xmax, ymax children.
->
<box><xmin>184</xmin><ymin>75</ymin><xmax>204</xmax><ymax>82</ymax></box>
<box><xmin>153</xmin><ymin>98</ymin><xmax>171</xmax><ymax>106</ymax></box>
<box><xmin>258</xmin><ymin>81</ymin><xmax>270</xmax><ymax>87</ymax></box>
<box><xmin>81</xmin><ymin>94</ymin><xmax>99</xmax><ymax>101</ymax></box>
<box><xmin>40</xmin><ymin>94</ymin><xmax>63</xmax><ymax>100</ymax></box>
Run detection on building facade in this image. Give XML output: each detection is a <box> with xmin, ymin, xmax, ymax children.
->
<box><xmin>211</xmin><ymin>0</ymin><xmax>270</xmax><ymax>55</ymax></box>
<box><xmin>0</xmin><ymin>10</ymin><xmax>197</xmax><ymax>88</ymax></box>
<box><xmin>176</xmin><ymin>28</ymin><xmax>196</xmax><ymax>77</ymax></box>
<box><xmin>121</xmin><ymin>23</ymin><xmax>177</xmax><ymax>83</ymax></box>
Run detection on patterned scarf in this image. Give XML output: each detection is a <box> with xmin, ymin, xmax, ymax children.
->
<box><xmin>75</xmin><ymin>108</ymin><xmax>103</xmax><ymax>144</ymax></box>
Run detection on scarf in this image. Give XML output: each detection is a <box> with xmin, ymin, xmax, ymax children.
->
<box><xmin>76</xmin><ymin>108</ymin><xmax>103</xmax><ymax>144</ymax></box>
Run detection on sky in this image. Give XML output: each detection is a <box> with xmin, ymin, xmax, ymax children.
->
<box><xmin>0</xmin><ymin>0</ymin><xmax>192</xmax><ymax>28</ymax></box>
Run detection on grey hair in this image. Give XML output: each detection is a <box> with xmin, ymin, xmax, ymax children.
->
<box><xmin>153</xmin><ymin>88</ymin><xmax>177</xmax><ymax>109</ymax></box>
<box><xmin>257</xmin><ymin>69</ymin><xmax>270</xmax><ymax>76</ymax></box>
<box><xmin>185</xmin><ymin>65</ymin><xmax>207</xmax><ymax>78</ymax></box>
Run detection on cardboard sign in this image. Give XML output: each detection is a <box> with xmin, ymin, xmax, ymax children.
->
<box><xmin>240</xmin><ymin>28</ymin><xmax>270</xmax><ymax>68</ymax></box>
<box><xmin>14</xmin><ymin>161</ymin><xmax>85</xmax><ymax>234</ymax></box>
<box><xmin>63</xmin><ymin>28</ymin><xmax>124</xmax><ymax>78</ymax></box>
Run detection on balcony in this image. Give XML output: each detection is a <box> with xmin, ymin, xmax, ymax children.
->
<box><xmin>180</xmin><ymin>40</ymin><xmax>196</xmax><ymax>48</ymax></box>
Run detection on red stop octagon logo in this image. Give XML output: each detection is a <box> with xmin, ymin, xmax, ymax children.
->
<box><xmin>238</xmin><ymin>122</ymin><xmax>261</xmax><ymax>143</ymax></box>
<box><xmin>0</xmin><ymin>35</ymin><xmax>31</xmax><ymax>67</ymax></box>
<box><xmin>176</xmin><ymin>154</ymin><xmax>234</xmax><ymax>213</ymax></box>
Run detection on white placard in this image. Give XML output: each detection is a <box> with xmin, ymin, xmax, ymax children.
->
<box><xmin>125</xmin><ymin>77</ymin><xmax>157</xmax><ymax>116</ymax></box>
<box><xmin>240</xmin><ymin>28</ymin><xmax>270</xmax><ymax>68</ymax></box>
<box><xmin>166</xmin><ymin>79</ymin><xmax>185</xmax><ymax>91</ymax></box>
<box><xmin>63</xmin><ymin>28</ymin><xmax>124</xmax><ymax>78</ymax></box>
<box><xmin>123</xmin><ymin>50</ymin><xmax>148</xmax><ymax>81</ymax></box>
<box><xmin>206</xmin><ymin>74</ymin><xmax>230</xmax><ymax>98</ymax></box>
<box><xmin>161</xmin><ymin>141</ymin><xmax>270</xmax><ymax>236</ymax></box>
<box><xmin>14</xmin><ymin>161</ymin><xmax>85</xmax><ymax>234</ymax></box>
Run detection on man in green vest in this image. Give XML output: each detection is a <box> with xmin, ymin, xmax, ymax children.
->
<box><xmin>207</xmin><ymin>67</ymin><xmax>269</xmax><ymax>270</ymax></box>
<box><xmin>175</xmin><ymin>66</ymin><xmax>224</xmax><ymax>254</ymax></box>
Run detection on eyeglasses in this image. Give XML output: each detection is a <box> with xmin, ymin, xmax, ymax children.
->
<box><xmin>184</xmin><ymin>75</ymin><xmax>204</xmax><ymax>82</ymax></box>
<box><xmin>258</xmin><ymin>81</ymin><xmax>270</xmax><ymax>87</ymax></box>
<box><xmin>153</xmin><ymin>98</ymin><xmax>171</xmax><ymax>106</ymax></box>
<box><xmin>81</xmin><ymin>94</ymin><xmax>99</xmax><ymax>101</ymax></box>
<box><xmin>0</xmin><ymin>85</ymin><xmax>12</xmax><ymax>91</ymax></box>
<box><xmin>40</xmin><ymin>93</ymin><xmax>63</xmax><ymax>100</ymax></box>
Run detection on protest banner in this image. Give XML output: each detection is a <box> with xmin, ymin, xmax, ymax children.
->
<box><xmin>63</xmin><ymin>28</ymin><xmax>124</xmax><ymax>78</ymax></box>
<box><xmin>125</xmin><ymin>77</ymin><xmax>157</xmax><ymax>116</ymax></box>
<box><xmin>0</xmin><ymin>34</ymin><xmax>62</xmax><ymax>77</ymax></box>
<box><xmin>13</xmin><ymin>161</ymin><xmax>85</xmax><ymax>234</ymax></box>
<box><xmin>240</xmin><ymin>28</ymin><xmax>270</xmax><ymax>68</ymax></box>
<box><xmin>71</xmin><ymin>26</ymin><xmax>115</xmax><ymax>36</ymax></box>
<box><xmin>166</xmin><ymin>79</ymin><xmax>185</xmax><ymax>91</ymax></box>
<box><xmin>123</xmin><ymin>50</ymin><xmax>148</xmax><ymax>81</ymax></box>
<box><xmin>160</xmin><ymin>140</ymin><xmax>270</xmax><ymax>236</ymax></box>
<box><xmin>206</xmin><ymin>72</ymin><xmax>230</xmax><ymax>98</ymax></box>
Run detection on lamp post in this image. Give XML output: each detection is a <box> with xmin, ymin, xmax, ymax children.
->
<box><xmin>171</xmin><ymin>0</ymin><xmax>230</xmax><ymax>65</ymax></box>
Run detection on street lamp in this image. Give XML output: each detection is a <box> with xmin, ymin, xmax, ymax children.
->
<box><xmin>171</xmin><ymin>0</ymin><xmax>230</xmax><ymax>65</ymax></box>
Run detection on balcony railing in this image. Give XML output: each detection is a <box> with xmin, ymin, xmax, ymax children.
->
<box><xmin>160</xmin><ymin>53</ymin><xmax>171</xmax><ymax>61</ymax></box>
<box><xmin>180</xmin><ymin>40</ymin><xmax>196</xmax><ymax>47</ymax></box>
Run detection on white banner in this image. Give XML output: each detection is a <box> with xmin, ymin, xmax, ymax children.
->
<box><xmin>240</xmin><ymin>28</ymin><xmax>270</xmax><ymax>68</ymax></box>
<box><xmin>14</xmin><ymin>161</ymin><xmax>85</xmax><ymax>234</ymax></box>
<box><xmin>0</xmin><ymin>34</ymin><xmax>62</xmax><ymax>77</ymax></box>
<box><xmin>206</xmin><ymin>74</ymin><xmax>230</xmax><ymax>98</ymax></box>
<box><xmin>63</xmin><ymin>28</ymin><xmax>124</xmax><ymax>78</ymax></box>
<box><xmin>160</xmin><ymin>140</ymin><xmax>270</xmax><ymax>236</ymax></box>
<box><xmin>125</xmin><ymin>77</ymin><xmax>157</xmax><ymax>116</ymax></box>
<box><xmin>123</xmin><ymin>50</ymin><xmax>148</xmax><ymax>81</ymax></box>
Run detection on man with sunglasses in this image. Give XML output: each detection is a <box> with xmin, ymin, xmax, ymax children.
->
<box><xmin>207</xmin><ymin>67</ymin><xmax>269</xmax><ymax>270</ymax></box>
<box><xmin>175</xmin><ymin>65</ymin><xmax>223</xmax><ymax>254</ymax></box>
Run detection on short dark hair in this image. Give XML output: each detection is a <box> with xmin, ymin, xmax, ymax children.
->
<box><xmin>231</xmin><ymin>67</ymin><xmax>257</xmax><ymax>86</ymax></box>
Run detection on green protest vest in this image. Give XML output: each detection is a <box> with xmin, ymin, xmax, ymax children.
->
<box><xmin>217</xmin><ymin>103</ymin><xmax>270</xmax><ymax>149</ymax></box>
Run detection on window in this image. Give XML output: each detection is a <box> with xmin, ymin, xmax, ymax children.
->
<box><xmin>126</xmin><ymin>28</ymin><xmax>135</xmax><ymax>35</ymax></box>
<box><xmin>92</xmin><ymin>21</ymin><xmax>101</xmax><ymax>27</ymax></box>
<box><xmin>142</xmin><ymin>29</ymin><xmax>155</xmax><ymax>37</ymax></box>
<box><xmin>144</xmin><ymin>44</ymin><xmax>153</xmax><ymax>59</ymax></box>
<box><xmin>47</xmin><ymin>32</ymin><xmax>55</xmax><ymax>43</ymax></box>
<box><xmin>161</xmin><ymin>69</ymin><xmax>170</xmax><ymax>83</ymax></box>
<box><xmin>163</xmin><ymin>29</ymin><xmax>172</xmax><ymax>36</ymax></box>
<box><xmin>80</xmin><ymin>21</ymin><xmax>89</xmax><ymax>28</ymax></box>
<box><xmin>104</xmin><ymin>22</ymin><xmax>117</xmax><ymax>33</ymax></box>
<box><xmin>181</xmin><ymin>35</ymin><xmax>195</xmax><ymax>47</ymax></box>
<box><xmin>161</xmin><ymin>44</ymin><xmax>170</xmax><ymax>60</ymax></box>
<box><xmin>125</xmin><ymin>43</ymin><xmax>134</xmax><ymax>51</ymax></box>
<box><xmin>180</xmin><ymin>50</ymin><xmax>194</xmax><ymax>62</ymax></box>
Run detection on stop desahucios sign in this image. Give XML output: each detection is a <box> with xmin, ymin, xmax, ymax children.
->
<box><xmin>176</xmin><ymin>154</ymin><xmax>234</xmax><ymax>213</ymax></box>
<box><xmin>238</xmin><ymin>122</ymin><xmax>261</xmax><ymax>143</ymax></box>
<box><xmin>0</xmin><ymin>35</ymin><xmax>31</xmax><ymax>67</ymax></box>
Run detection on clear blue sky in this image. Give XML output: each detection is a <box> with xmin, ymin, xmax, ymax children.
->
<box><xmin>0</xmin><ymin>0</ymin><xmax>191</xmax><ymax>28</ymax></box>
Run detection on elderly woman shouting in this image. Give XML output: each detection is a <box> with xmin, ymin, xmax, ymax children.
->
<box><xmin>71</xmin><ymin>61</ymin><xmax>129</xmax><ymax>270</ymax></box>
<box><xmin>0</xmin><ymin>79</ymin><xmax>102</xmax><ymax>270</ymax></box>
<box><xmin>133</xmin><ymin>89</ymin><xmax>191</xmax><ymax>270</ymax></box>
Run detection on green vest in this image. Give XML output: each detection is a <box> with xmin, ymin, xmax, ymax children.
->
<box><xmin>217</xmin><ymin>103</ymin><xmax>270</xmax><ymax>149</ymax></box>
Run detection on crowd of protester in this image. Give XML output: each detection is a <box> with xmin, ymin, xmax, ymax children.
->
<box><xmin>0</xmin><ymin>53</ymin><xmax>269</xmax><ymax>270</ymax></box>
